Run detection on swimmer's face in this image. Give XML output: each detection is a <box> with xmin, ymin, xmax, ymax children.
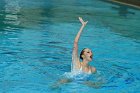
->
<box><xmin>82</xmin><ymin>48</ymin><xmax>93</xmax><ymax>62</ymax></box>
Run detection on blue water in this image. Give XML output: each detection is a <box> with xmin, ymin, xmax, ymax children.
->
<box><xmin>0</xmin><ymin>0</ymin><xmax>140</xmax><ymax>93</ymax></box>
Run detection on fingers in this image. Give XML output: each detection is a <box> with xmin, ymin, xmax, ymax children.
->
<box><xmin>85</xmin><ymin>21</ymin><xmax>88</xmax><ymax>24</ymax></box>
<box><xmin>78</xmin><ymin>17</ymin><xmax>88</xmax><ymax>26</ymax></box>
<box><xmin>78</xmin><ymin>17</ymin><xmax>82</xmax><ymax>20</ymax></box>
<box><xmin>79</xmin><ymin>17</ymin><xmax>84</xmax><ymax>23</ymax></box>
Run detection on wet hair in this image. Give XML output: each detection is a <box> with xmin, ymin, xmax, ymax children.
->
<box><xmin>80</xmin><ymin>48</ymin><xmax>87</xmax><ymax>60</ymax></box>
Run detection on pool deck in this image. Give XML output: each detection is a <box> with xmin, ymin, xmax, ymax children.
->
<box><xmin>106</xmin><ymin>0</ymin><xmax>140</xmax><ymax>9</ymax></box>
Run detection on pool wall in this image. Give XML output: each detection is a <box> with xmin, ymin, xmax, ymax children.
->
<box><xmin>110</xmin><ymin>0</ymin><xmax>140</xmax><ymax>8</ymax></box>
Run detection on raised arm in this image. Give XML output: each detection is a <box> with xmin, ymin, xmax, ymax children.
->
<box><xmin>72</xmin><ymin>17</ymin><xmax>88</xmax><ymax>70</ymax></box>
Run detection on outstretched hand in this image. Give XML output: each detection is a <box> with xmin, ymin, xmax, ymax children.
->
<box><xmin>79</xmin><ymin>17</ymin><xmax>88</xmax><ymax>26</ymax></box>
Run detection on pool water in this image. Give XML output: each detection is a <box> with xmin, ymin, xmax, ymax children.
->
<box><xmin>0</xmin><ymin>0</ymin><xmax>140</xmax><ymax>93</ymax></box>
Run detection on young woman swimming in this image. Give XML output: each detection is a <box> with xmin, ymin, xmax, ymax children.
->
<box><xmin>50</xmin><ymin>17</ymin><xmax>100</xmax><ymax>89</ymax></box>
<box><xmin>72</xmin><ymin>17</ymin><xmax>96</xmax><ymax>74</ymax></box>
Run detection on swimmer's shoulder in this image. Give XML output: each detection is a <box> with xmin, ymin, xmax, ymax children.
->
<box><xmin>90</xmin><ymin>66</ymin><xmax>96</xmax><ymax>73</ymax></box>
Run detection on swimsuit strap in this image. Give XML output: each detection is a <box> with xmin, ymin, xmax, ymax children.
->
<box><xmin>88</xmin><ymin>66</ymin><xmax>92</xmax><ymax>74</ymax></box>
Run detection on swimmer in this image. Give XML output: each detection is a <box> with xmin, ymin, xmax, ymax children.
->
<box><xmin>50</xmin><ymin>17</ymin><xmax>98</xmax><ymax>89</ymax></box>
<box><xmin>72</xmin><ymin>17</ymin><xmax>96</xmax><ymax>74</ymax></box>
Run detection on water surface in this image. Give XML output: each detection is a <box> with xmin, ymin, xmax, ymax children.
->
<box><xmin>0</xmin><ymin>0</ymin><xmax>140</xmax><ymax>93</ymax></box>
